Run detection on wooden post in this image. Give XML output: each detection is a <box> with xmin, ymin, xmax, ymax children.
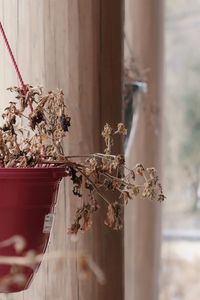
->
<box><xmin>0</xmin><ymin>1</ymin><xmax>124</xmax><ymax>299</ymax></box>
<box><xmin>124</xmin><ymin>0</ymin><xmax>164</xmax><ymax>300</ymax></box>
<box><xmin>66</xmin><ymin>2</ymin><xmax>124</xmax><ymax>300</ymax></box>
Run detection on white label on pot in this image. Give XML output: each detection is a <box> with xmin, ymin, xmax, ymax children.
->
<box><xmin>43</xmin><ymin>213</ymin><xmax>54</xmax><ymax>233</ymax></box>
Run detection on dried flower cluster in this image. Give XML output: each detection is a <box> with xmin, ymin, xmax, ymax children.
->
<box><xmin>0</xmin><ymin>85</ymin><xmax>165</xmax><ymax>233</ymax></box>
<box><xmin>68</xmin><ymin>153</ymin><xmax>165</xmax><ymax>233</ymax></box>
<box><xmin>0</xmin><ymin>85</ymin><xmax>70</xmax><ymax>167</ymax></box>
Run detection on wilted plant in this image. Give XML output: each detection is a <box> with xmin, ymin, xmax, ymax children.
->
<box><xmin>0</xmin><ymin>85</ymin><xmax>165</xmax><ymax>234</ymax></box>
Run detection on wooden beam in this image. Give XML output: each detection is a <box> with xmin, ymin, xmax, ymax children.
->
<box><xmin>124</xmin><ymin>0</ymin><xmax>164</xmax><ymax>300</ymax></box>
<box><xmin>66</xmin><ymin>1</ymin><xmax>124</xmax><ymax>299</ymax></box>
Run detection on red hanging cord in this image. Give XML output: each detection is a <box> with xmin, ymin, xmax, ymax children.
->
<box><xmin>0</xmin><ymin>22</ymin><xmax>27</xmax><ymax>95</ymax></box>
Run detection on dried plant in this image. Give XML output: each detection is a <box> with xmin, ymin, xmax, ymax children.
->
<box><xmin>0</xmin><ymin>236</ymin><xmax>105</xmax><ymax>291</ymax></box>
<box><xmin>0</xmin><ymin>85</ymin><xmax>165</xmax><ymax>233</ymax></box>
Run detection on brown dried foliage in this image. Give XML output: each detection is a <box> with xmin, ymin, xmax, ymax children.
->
<box><xmin>0</xmin><ymin>85</ymin><xmax>165</xmax><ymax>233</ymax></box>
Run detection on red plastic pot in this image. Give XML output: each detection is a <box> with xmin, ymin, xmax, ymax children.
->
<box><xmin>0</xmin><ymin>167</ymin><xmax>66</xmax><ymax>293</ymax></box>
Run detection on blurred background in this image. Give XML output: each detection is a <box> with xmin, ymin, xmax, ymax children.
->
<box><xmin>124</xmin><ymin>0</ymin><xmax>200</xmax><ymax>299</ymax></box>
<box><xmin>161</xmin><ymin>0</ymin><xmax>200</xmax><ymax>299</ymax></box>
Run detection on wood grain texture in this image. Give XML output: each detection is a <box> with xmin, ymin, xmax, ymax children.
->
<box><xmin>124</xmin><ymin>0</ymin><xmax>164</xmax><ymax>300</ymax></box>
<box><xmin>0</xmin><ymin>1</ymin><xmax>124</xmax><ymax>299</ymax></box>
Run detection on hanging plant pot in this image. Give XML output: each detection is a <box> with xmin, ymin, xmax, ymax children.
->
<box><xmin>0</xmin><ymin>167</ymin><xmax>66</xmax><ymax>293</ymax></box>
<box><xmin>0</xmin><ymin>20</ymin><xmax>166</xmax><ymax>295</ymax></box>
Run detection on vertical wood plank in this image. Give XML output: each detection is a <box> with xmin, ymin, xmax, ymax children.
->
<box><xmin>19</xmin><ymin>2</ymin><xmax>46</xmax><ymax>300</ymax></box>
<box><xmin>124</xmin><ymin>0</ymin><xmax>164</xmax><ymax>300</ymax></box>
<box><xmin>98</xmin><ymin>1</ymin><xmax>124</xmax><ymax>299</ymax></box>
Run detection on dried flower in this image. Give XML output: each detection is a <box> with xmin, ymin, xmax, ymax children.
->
<box><xmin>135</xmin><ymin>163</ymin><xmax>145</xmax><ymax>176</ymax></box>
<box><xmin>146</xmin><ymin>167</ymin><xmax>157</xmax><ymax>178</ymax></box>
<box><xmin>102</xmin><ymin>123</ymin><xmax>113</xmax><ymax>154</ymax></box>
<box><xmin>120</xmin><ymin>190</ymin><xmax>132</xmax><ymax>204</ymax></box>
<box><xmin>132</xmin><ymin>185</ymin><xmax>140</xmax><ymax>196</ymax></box>
<box><xmin>68</xmin><ymin>202</ymin><xmax>99</xmax><ymax>234</ymax></box>
<box><xmin>157</xmin><ymin>194</ymin><xmax>166</xmax><ymax>202</ymax></box>
<box><xmin>115</xmin><ymin>123</ymin><xmax>128</xmax><ymax>135</ymax></box>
